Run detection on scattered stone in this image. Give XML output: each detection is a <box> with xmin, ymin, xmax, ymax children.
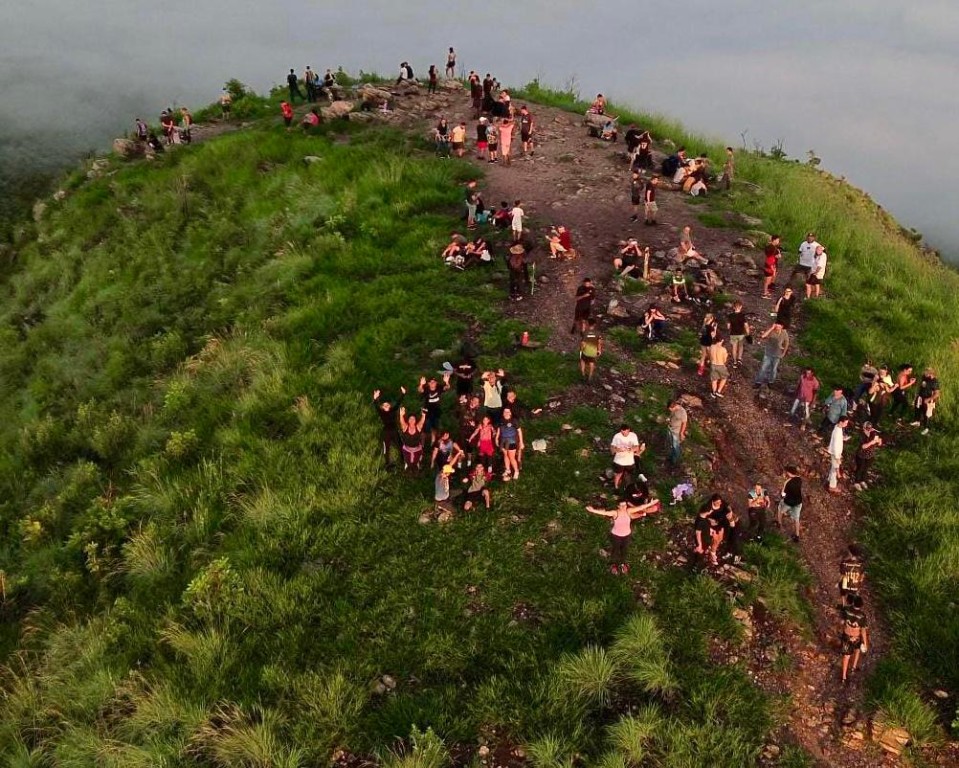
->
<box><xmin>322</xmin><ymin>100</ymin><xmax>355</xmax><ymax>120</ymax></box>
<box><xmin>665</xmin><ymin>361</ymin><xmax>680</xmax><ymax>370</ymax></box>
<box><xmin>538</xmin><ymin>275</ymin><xmax>549</xmax><ymax>284</ymax></box>
<box><xmin>761</xmin><ymin>743</ymin><xmax>780</xmax><ymax>760</ymax></box>
<box><xmin>531</xmin><ymin>439</ymin><xmax>548</xmax><ymax>453</ymax></box>
<box><xmin>933</xmin><ymin>689</ymin><xmax>949</xmax><ymax>699</ymax></box>
<box><xmin>53</xmin><ymin>189</ymin><xmax>67</xmax><ymax>202</ymax></box>
<box><xmin>610</xmin><ymin>394</ymin><xmax>626</xmax><ymax>404</ymax></box>
<box><xmin>738</xmin><ymin>213</ymin><xmax>764</xmax><ymax>227</ymax></box>
<box><xmin>842</xmin><ymin>708</ymin><xmax>860</xmax><ymax>725</ymax></box>
<box><xmin>728</xmin><ymin>566</ymin><xmax>754</xmax><ymax>583</ymax></box>
<box><xmin>439</xmin><ymin>79</ymin><xmax>464</xmax><ymax>91</ymax></box>
<box><xmin>429</xmin><ymin>348</ymin><xmax>447</xmax><ymax>358</ymax></box>
<box><xmin>437</xmin><ymin>510</ymin><xmax>453</xmax><ymax>524</ymax></box>
<box><xmin>32</xmin><ymin>201</ymin><xmax>47</xmax><ymax>222</ymax></box>
<box><xmin>561</xmin><ymin>423</ymin><xmax>573</xmax><ymax>431</ymax></box>
<box><xmin>381</xmin><ymin>674</ymin><xmax>397</xmax><ymax>690</ymax></box>
<box><xmin>870</xmin><ymin>715</ymin><xmax>911</xmax><ymax>757</ymax></box>
<box><xmin>303</xmin><ymin>155</ymin><xmax>323</xmax><ymax>164</ymax></box>
<box><xmin>679</xmin><ymin>393</ymin><xmax>704</xmax><ymax>409</ymax></box>
<box><xmin>418</xmin><ymin>512</ymin><xmax>432</xmax><ymax>524</ymax></box>
<box><xmin>112</xmin><ymin>137</ymin><xmax>144</xmax><ymax>159</ymax></box>
<box><xmin>701</xmin><ymin>269</ymin><xmax>724</xmax><ymax>289</ymax></box>
<box><xmin>733</xmin><ymin>237</ymin><xmax>756</xmax><ymax>249</ymax></box>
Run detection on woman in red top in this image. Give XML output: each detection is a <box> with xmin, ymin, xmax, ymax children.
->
<box><xmin>280</xmin><ymin>101</ymin><xmax>294</xmax><ymax>128</ymax></box>
<box><xmin>762</xmin><ymin>234</ymin><xmax>782</xmax><ymax>298</ymax></box>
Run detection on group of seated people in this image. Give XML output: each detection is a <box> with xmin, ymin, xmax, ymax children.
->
<box><xmin>662</xmin><ymin>148</ymin><xmax>711</xmax><ymax>195</ymax></box>
<box><xmin>546</xmin><ymin>226</ymin><xmax>574</xmax><ymax>259</ymax></box>
<box><xmin>441</xmin><ymin>234</ymin><xmax>493</xmax><ymax>269</ymax></box>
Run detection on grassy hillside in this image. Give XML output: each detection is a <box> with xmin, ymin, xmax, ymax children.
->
<box><xmin>515</xmin><ymin>82</ymin><xmax>959</xmax><ymax>734</ymax></box>
<box><xmin>0</xmin><ymin>114</ymin><xmax>812</xmax><ymax>766</ymax></box>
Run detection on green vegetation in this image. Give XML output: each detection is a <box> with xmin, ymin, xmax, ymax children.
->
<box><xmin>0</xmin><ymin>105</ymin><xmax>793</xmax><ymax>764</ymax></box>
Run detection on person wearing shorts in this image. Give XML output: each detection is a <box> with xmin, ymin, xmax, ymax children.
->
<box><xmin>419</xmin><ymin>374</ymin><xmax>451</xmax><ymax>445</ymax></box>
<box><xmin>839</xmin><ymin>595</ymin><xmax>869</xmax><ymax>683</ymax></box>
<box><xmin>476</xmin><ymin>117</ymin><xmax>489</xmax><ymax>160</ymax></box>
<box><xmin>643</xmin><ymin>175</ymin><xmax>659</xmax><ymax>225</ymax></box>
<box><xmin>726</xmin><ymin>300</ymin><xmax>750</xmax><ymax>367</ymax></box>
<box><xmin>496</xmin><ymin>407</ymin><xmax>524</xmax><ymax>481</ymax></box>
<box><xmin>777</xmin><ymin>465</ymin><xmax>803</xmax><ymax>541</ymax></box>
<box><xmin>806</xmin><ymin>245</ymin><xmax>827</xmax><ymax>298</ymax></box>
<box><xmin>510</xmin><ymin>200</ymin><xmax>524</xmax><ymax>242</ymax></box>
<box><xmin>462</xmin><ymin>464</ymin><xmax>491</xmax><ymax>510</ymax></box>
<box><xmin>451</xmin><ymin>122</ymin><xmax>467</xmax><ymax>157</ymax></box>
<box><xmin>470</xmin><ymin>415</ymin><xmax>497</xmax><ymax>473</ymax></box>
<box><xmin>629</xmin><ymin>171</ymin><xmax>643</xmax><ymax>221</ymax></box>
<box><xmin>519</xmin><ymin>105</ymin><xmax>534</xmax><ymax>155</ymax></box>
<box><xmin>610</xmin><ymin>424</ymin><xmax>644</xmax><ymax>490</ymax></box>
<box><xmin>709</xmin><ymin>337</ymin><xmax>730</xmax><ymax>398</ymax></box>
<box><xmin>790</xmin><ymin>232</ymin><xmax>821</xmax><ymax>286</ymax></box>
<box><xmin>580</xmin><ymin>320</ymin><xmax>602</xmax><ymax>381</ymax></box>
<box><xmin>572</xmin><ymin>277</ymin><xmax>595</xmax><ymax>335</ymax></box>
<box><xmin>762</xmin><ymin>234</ymin><xmax>782</xmax><ymax>298</ymax></box>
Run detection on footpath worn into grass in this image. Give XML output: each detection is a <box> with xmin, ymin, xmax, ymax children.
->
<box><xmin>0</xmin><ymin>77</ymin><xmax>956</xmax><ymax>767</ymax></box>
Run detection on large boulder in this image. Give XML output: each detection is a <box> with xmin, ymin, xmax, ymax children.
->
<box><xmin>321</xmin><ymin>101</ymin><xmax>354</xmax><ymax>120</ymax></box>
<box><xmin>357</xmin><ymin>84</ymin><xmax>392</xmax><ymax>107</ymax></box>
<box><xmin>113</xmin><ymin>138</ymin><xmax>144</xmax><ymax>159</ymax></box>
<box><xmin>440</xmin><ymin>79</ymin><xmax>464</xmax><ymax>91</ymax></box>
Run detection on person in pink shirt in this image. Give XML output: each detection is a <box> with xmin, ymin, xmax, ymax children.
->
<box><xmin>789</xmin><ymin>367</ymin><xmax>821</xmax><ymax>428</ymax></box>
<box><xmin>498</xmin><ymin>115</ymin><xmax>515</xmax><ymax>166</ymax></box>
<box><xmin>586</xmin><ymin>498</ymin><xmax>659</xmax><ymax>575</ymax></box>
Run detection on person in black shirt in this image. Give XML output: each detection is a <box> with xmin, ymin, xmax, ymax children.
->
<box><xmin>287</xmin><ymin>69</ymin><xmax>304</xmax><ymax>103</ymax></box>
<box><xmin>773</xmin><ymin>287</ymin><xmax>797</xmax><ymax>329</ymax></box>
<box><xmin>418</xmin><ymin>374</ymin><xmax>451</xmax><ymax>445</ymax></box>
<box><xmin>372</xmin><ymin>387</ymin><xmax>405</xmax><ymax>467</ymax></box>
<box><xmin>694</xmin><ymin>493</ymin><xmax>729</xmax><ymax>566</ymax></box>
<box><xmin>629</xmin><ymin>171</ymin><xmax>643</xmax><ymax>221</ymax></box>
<box><xmin>726</xmin><ymin>300</ymin><xmax>751</xmax><ymax>368</ymax></box>
<box><xmin>777</xmin><ymin>465</ymin><xmax>803</xmax><ymax>542</ymax></box>
<box><xmin>453</xmin><ymin>356</ymin><xmax>477</xmax><ymax>400</ymax></box>
<box><xmin>839</xmin><ymin>595</ymin><xmax>869</xmax><ymax>683</ymax></box>
<box><xmin>911</xmin><ymin>368</ymin><xmax>941</xmax><ymax>433</ymax></box>
<box><xmin>571</xmin><ymin>277</ymin><xmax>596</xmax><ymax>335</ymax></box>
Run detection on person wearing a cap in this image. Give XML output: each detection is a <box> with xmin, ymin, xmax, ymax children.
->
<box><xmin>853</xmin><ymin>422</ymin><xmax>882</xmax><ymax>490</ymax></box>
<box><xmin>476</xmin><ymin>117</ymin><xmax>489</xmax><ymax>161</ymax></box>
<box><xmin>805</xmin><ymin>244</ymin><xmax>828</xmax><ymax>299</ymax></box>
<box><xmin>507</xmin><ymin>243</ymin><xmax>527</xmax><ymax>301</ymax></box>
<box><xmin>790</xmin><ymin>232</ymin><xmax>822</xmax><ymax>287</ymax></box>
<box><xmin>434</xmin><ymin>464</ymin><xmax>456</xmax><ymax>512</ymax></box>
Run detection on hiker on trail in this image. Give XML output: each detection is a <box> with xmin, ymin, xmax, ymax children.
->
<box><xmin>709</xmin><ymin>337</ymin><xmax>730</xmax><ymax>399</ymax></box>
<box><xmin>428</xmin><ymin>65</ymin><xmax>438</xmax><ymax>94</ymax></box>
<box><xmin>826</xmin><ymin>415</ymin><xmax>850</xmax><ymax>495</ymax></box>
<box><xmin>287</xmin><ymin>69</ymin><xmax>303</xmax><ymax>102</ymax></box>
<box><xmin>889</xmin><ymin>363</ymin><xmax>917</xmax><ymax>421</ymax></box>
<box><xmin>911</xmin><ymin>367</ymin><xmax>940</xmax><ymax>434</ymax></box>
<box><xmin>615</xmin><ymin>237</ymin><xmax>643</xmax><ymax>277</ymax></box>
<box><xmin>762</xmin><ymin>234</ymin><xmax>782</xmax><ymax>299</ymax></box>
<box><xmin>641</xmin><ymin>304</ymin><xmax>667</xmax><ymax>341</ymax></box>
<box><xmin>469</xmin><ymin>414</ymin><xmax>497</xmax><ymax>472</ymax></box>
<box><xmin>435</xmin><ymin>117</ymin><xmax>451</xmax><ymax>157</ymax></box>
<box><xmin>790</xmin><ymin>367</ymin><xmax>821</xmax><ymax>427</ymax></box>
<box><xmin>580</xmin><ymin>320</ymin><xmax>603</xmax><ymax>382</ymax></box>
<box><xmin>280</xmin><ymin>101</ymin><xmax>294</xmax><ymax>129</ymax></box>
<box><xmin>160</xmin><ymin>110</ymin><xmax>176</xmax><ymax>144</ymax></box>
<box><xmin>818</xmin><ymin>386</ymin><xmax>849</xmax><ymax>436</ymax></box>
<box><xmin>305</xmin><ymin>66</ymin><xmax>317</xmax><ymax>102</ymax></box>
<box><xmin>839</xmin><ymin>594</ymin><xmax>870</xmax><ymax>684</ymax></box>
<box><xmin>373</xmin><ymin>387</ymin><xmax>405</xmax><ymax>467</ymax></box>
<box><xmin>586</xmin><ymin>499</ymin><xmax>654</xmax><ymax>575</ymax></box>
<box><xmin>476</xmin><ymin>117</ymin><xmax>489</xmax><ymax>161</ymax></box>
<box><xmin>431</xmin><ymin>429</ymin><xmax>465</xmax><ymax>471</ymax></box>
<box><xmin>469</xmin><ymin>73</ymin><xmax>483</xmax><ymax>119</ymax></box>
<box><xmin>643</xmin><ymin>175</ymin><xmax>660</xmax><ymax>225</ymax></box>
<box><xmin>853</xmin><ymin>422</ymin><xmax>882</xmax><ymax>490</ymax></box>
<box><xmin>465</xmin><ymin>180</ymin><xmax>479</xmax><ymax>228</ymax></box>
<box><xmin>667</xmin><ymin>398</ymin><xmax>688</xmax><ymax>466</ymax></box>
<box><xmin>497</xmin><ymin>407</ymin><xmax>525</xmax><ymax>481</ymax></box>
<box><xmin>507</xmin><ymin>244</ymin><xmax>527</xmax><ymax>301</ymax></box>
<box><xmin>302</xmin><ymin>108</ymin><xmax>321</xmax><ymax>131</ymax></box>
<box><xmin>839</xmin><ymin>543</ymin><xmax>866</xmax><ymax>603</ymax></box>
<box><xmin>572</xmin><ymin>276</ymin><xmax>595</xmax><ymax>336</ymax></box>
<box><xmin>753</xmin><ymin>322</ymin><xmax>789</xmax><ymax>387</ymax></box>
<box><xmin>419</xmin><ymin>374</ymin><xmax>451</xmax><ymax>446</ymax></box>
<box><xmin>726</xmin><ymin>300</ymin><xmax>750</xmax><ymax>368</ymax></box>
<box><xmin>451</xmin><ymin>122</ymin><xmax>467</xmax><ymax>158</ymax></box>
<box><xmin>790</xmin><ymin>232</ymin><xmax>821</xmax><ymax>287</ymax></box>
<box><xmin>486</xmin><ymin>118</ymin><xmax>499</xmax><ymax>163</ymax></box>
<box><xmin>777</xmin><ymin>465</ymin><xmax>803</xmax><ymax>542</ymax></box>
<box><xmin>481</xmin><ymin>369</ymin><xmax>505</xmax><ymax>425</ymax></box>
<box><xmin>630</xmin><ymin>171</ymin><xmax>644</xmax><ymax>221</ymax></box>
<box><xmin>134</xmin><ymin>117</ymin><xmax>149</xmax><ymax>142</ymax></box>
<box><xmin>720</xmin><ymin>146</ymin><xmax>735</xmax><ymax>190</ymax></box>
<box><xmin>697</xmin><ymin>313</ymin><xmax>718</xmax><ymax>377</ymax></box>
<box><xmin>498</xmin><ymin>115</ymin><xmax>515</xmax><ymax>165</ymax></box>
<box><xmin>482</xmin><ymin>73</ymin><xmax>495</xmax><ymax>107</ymax></box>
<box><xmin>445</xmin><ymin>47</ymin><xmax>457</xmax><ymax>78</ymax></box>
<box><xmin>610</xmin><ymin>424</ymin><xmax>644</xmax><ymax>490</ymax></box>
<box><xmin>219</xmin><ymin>90</ymin><xmax>232</xmax><ymax>119</ymax></box>
<box><xmin>547</xmin><ymin>228</ymin><xmax>569</xmax><ymax>259</ymax></box>
<box><xmin>864</xmin><ymin>365</ymin><xmax>895</xmax><ymax>424</ymax></box>
<box><xmin>772</xmin><ymin>287</ymin><xmax>797</xmax><ymax>329</ymax></box>
<box><xmin>722</xmin><ymin>506</ymin><xmax>745</xmax><ymax>564</ymax></box>
<box><xmin>510</xmin><ymin>200</ymin><xmax>525</xmax><ymax>242</ymax></box>
<box><xmin>694</xmin><ymin>493</ymin><xmax>729</xmax><ymax>566</ymax></box>
<box><xmin>806</xmin><ymin>245</ymin><xmax>828</xmax><ymax>298</ymax></box>
<box><xmin>178</xmin><ymin>108</ymin><xmax>193</xmax><ymax>144</ymax></box>
<box><xmin>462</xmin><ymin>463</ymin><xmax>491</xmax><ymax>510</ymax></box>
<box><xmin>670</xmin><ymin>266</ymin><xmax>688</xmax><ymax>303</ymax></box>
<box><xmin>398</xmin><ymin>404</ymin><xmax>427</xmax><ymax>472</ymax></box>
<box><xmin>519</xmin><ymin>105</ymin><xmax>535</xmax><ymax>156</ymax></box>
<box><xmin>747</xmin><ymin>481</ymin><xmax>770</xmax><ymax>541</ymax></box>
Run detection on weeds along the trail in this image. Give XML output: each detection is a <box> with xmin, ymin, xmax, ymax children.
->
<box><xmin>0</xmin><ymin>101</ymin><xmax>854</xmax><ymax>764</ymax></box>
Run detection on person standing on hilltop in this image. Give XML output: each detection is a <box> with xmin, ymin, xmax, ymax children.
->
<box><xmin>911</xmin><ymin>367</ymin><xmax>940</xmax><ymax>435</ymax></box>
<box><xmin>134</xmin><ymin>117</ymin><xmax>149</xmax><ymax>142</ymax></box>
<box><xmin>839</xmin><ymin>595</ymin><xmax>869</xmax><ymax>684</ymax></box>
<box><xmin>806</xmin><ymin>244</ymin><xmax>828</xmax><ymax>298</ymax></box>
<box><xmin>709</xmin><ymin>337</ymin><xmax>730</xmax><ymax>399</ymax></box>
<box><xmin>790</xmin><ymin>232</ymin><xmax>821</xmax><ymax>288</ymax></box>
<box><xmin>753</xmin><ymin>321</ymin><xmax>789</xmax><ymax>387</ymax></box>
<box><xmin>726</xmin><ymin>299</ymin><xmax>750</xmax><ymax>368</ymax></box>
<box><xmin>178</xmin><ymin>107</ymin><xmax>194</xmax><ymax>144</ymax></box>
<box><xmin>629</xmin><ymin>171</ymin><xmax>643</xmax><ymax>222</ymax></box>
<box><xmin>287</xmin><ymin>69</ymin><xmax>304</xmax><ymax>103</ymax></box>
<box><xmin>519</xmin><ymin>105</ymin><xmax>535</xmax><ymax>157</ymax></box>
<box><xmin>610</xmin><ymin>423</ymin><xmax>644</xmax><ymax>490</ymax></box>
<box><xmin>446</xmin><ymin>47</ymin><xmax>457</xmax><ymax>78</ymax></box>
<box><xmin>498</xmin><ymin>115</ymin><xmax>515</xmax><ymax>166</ymax></box>
<box><xmin>852</xmin><ymin>421</ymin><xmax>882</xmax><ymax>490</ymax></box>
<box><xmin>510</xmin><ymin>199</ymin><xmax>525</xmax><ymax>243</ymax></box>
<box><xmin>304</xmin><ymin>66</ymin><xmax>317</xmax><ymax>102</ymax></box>
<box><xmin>720</xmin><ymin>146</ymin><xmax>735</xmax><ymax>190</ymax></box>
<box><xmin>468</xmin><ymin>72</ymin><xmax>483</xmax><ymax>119</ymax></box>
<box><xmin>762</xmin><ymin>234</ymin><xmax>782</xmax><ymax>299</ymax></box>
<box><xmin>772</xmin><ymin>286</ymin><xmax>797</xmax><ymax>329</ymax></box>
<box><xmin>373</xmin><ymin>387</ymin><xmax>405</xmax><ymax>468</ymax></box>
<box><xmin>476</xmin><ymin>117</ymin><xmax>489</xmax><ymax>161</ymax></box>
<box><xmin>826</xmin><ymin>415</ymin><xmax>850</xmax><ymax>495</ymax></box>
<box><xmin>571</xmin><ymin>277</ymin><xmax>596</xmax><ymax>335</ymax></box>
<box><xmin>219</xmin><ymin>89</ymin><xmax>232</xmax><ymax>119</ymax></box>
<box><xmin>464</xmin><ymin>179</ymin><xmax>479</xmax><ymax>229</ymax></box>
<box><xmin>666</xmin><ymin>398</ymin><xmax>688</xmax><ymax>466</ymax></box>
<box><xmin>280</xmin><ymin>101</ymin><xmax>294</xmax><ymax>129</ymax></box>
<box><xmin>428</xmin><ymin>65</ymin><xmax>439</xmax><ymax>94</ymax></box>
<box><xmin>643</xmin><ymin>175</ymin><xmax>659</xmax><ymax>225</ymax></box>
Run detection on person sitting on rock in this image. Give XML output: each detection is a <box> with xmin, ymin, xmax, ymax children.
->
<box><xmin>547</xmin><ymin>228</ymin><xmax>569</xmax><ymax>259</ymax></box>
<box><xmin>671</xmin><ymin>266</ymin><xmax>689</xmax><ymax>303</ymax></box>
<box><xmin>147</xmin><ymin>131</ymin><xmax>165</xmax><ymax>154</ymax></box>
<box><xmin>600</xmin><ymin>119</ymin><xmax>618</xmax><ymax>142</ymax></box>
<box><xmin>464</xmin><ymin>237</ymin><xmax>492</xmax><ymax>267</ymax></box>
<box><xmin>588</xmin><ymin>93</ymin><xmax>607</xmax><ymax>114</ymax></box>
<box><xmin>301</xmin><ymin>108</ymin><xmax>321</xmax><ymax>131</ymax></box>
<box><xmin>640</xmin><ymin>304</ymin><xmax>667</xmax><ymax>341</ymax></box>
<box><xmin>441</xmin><ymin>234</ymin><xmax>466</xmax><ymax>264</ymax></box>
<box><xmin>492</xmin><ymin>201</ymin><xmax>511</xmax><ymax>230</ymax></box>
<box><xmin>615</xmin><ymin>238</ymin><xmax>643</xmax><ymax>277</ymax></box>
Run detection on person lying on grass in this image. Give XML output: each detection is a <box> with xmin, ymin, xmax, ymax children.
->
<box><xmin>586</xmin><ymin>498</ymin><xmax>659</xmax><ymax>576</ymax></box>
<box><xmin>463</xmin><ymin>236</ymin><xmax>492</xmax><ymax>267</ymax></box>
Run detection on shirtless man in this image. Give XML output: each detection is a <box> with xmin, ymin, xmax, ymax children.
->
<box><xmin>709</xmin><ymin>337</ymin><xmax>730</xmax><ymax>399</ymax></box>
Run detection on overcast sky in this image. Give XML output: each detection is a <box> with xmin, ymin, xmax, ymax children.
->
<box><xmin>2</xmin><ymin>1</ymin><xmax>956</xmax><ymax>257</ymax></box>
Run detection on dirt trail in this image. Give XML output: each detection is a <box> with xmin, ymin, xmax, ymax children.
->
<box><xmin>377</xmin><ymin>84</ymin><xmax>899</xmax><ymax>767</ymax></box>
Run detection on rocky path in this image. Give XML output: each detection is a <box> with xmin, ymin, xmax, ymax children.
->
<box><xmin>374</xmin><ymin>84</ymin><xmax>900</xmax><ymax>767</ymax></box>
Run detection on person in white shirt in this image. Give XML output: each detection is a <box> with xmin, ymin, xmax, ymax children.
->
<box><xmin>790</xmin><ymin>231</ymin><xmax>822</xmax><ymax>286</ymax></box>
<box><xmin>806</xmin><ymin>245</ymin><xmax>828</xmax><ymax>298</ymax></box>
<box><xmin>826</xmin><ymin>415</ymin><xmax>849</xmax><ymax>494</ymax></box>
<box><xmin>510</xmin><ymin>199</ymin><xmax>525</xmax><ymax>243</ymax></box>
<box><xmin>610</xmin><ymin>424</ymin><xmax>645</xmax><ymax>489</ymax></box>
